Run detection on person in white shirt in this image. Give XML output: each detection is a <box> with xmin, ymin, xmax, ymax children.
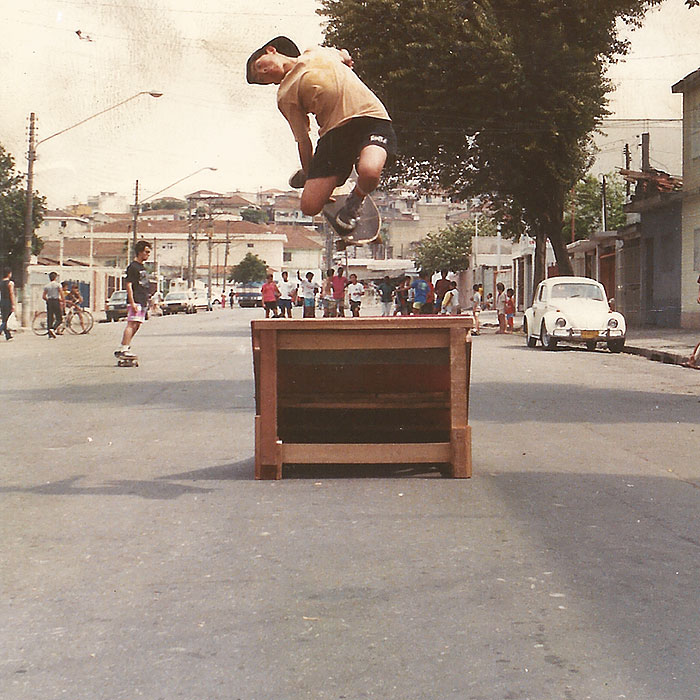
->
<box><xmin>439</xmin><ymin>281</ymin><xmax>460</xmax><ymax>315</ymax></box>
<box><xmin>346</xmin><ymin>273</ymin><xmax>365</xmax><ymax>317</ymax></box>
<box><xmin>277</xmin><ymin>271</ymin><xmax>297</xmax><ymax>318</ymax></box>
<box><xmin>297</xmin><ymin>271</ymin><xmax>319</xmax><ymax>318</ymax></box>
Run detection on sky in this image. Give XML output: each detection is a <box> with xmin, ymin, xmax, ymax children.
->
<box><xmin>1</xmin><ymin>0</ymin><xmax>700</xmax><ymax>209</ymax></box>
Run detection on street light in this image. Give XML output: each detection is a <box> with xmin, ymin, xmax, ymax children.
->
<box><xmin>21</xmin><ymin>90</ymin><xmax>163</xmax><ymax>326</ymax></box>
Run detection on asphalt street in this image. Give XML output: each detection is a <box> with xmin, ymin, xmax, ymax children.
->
<box><xmin>1</xmin><ymin>307</ymin><xmax>699</xmax><ymax>700</ymax></box>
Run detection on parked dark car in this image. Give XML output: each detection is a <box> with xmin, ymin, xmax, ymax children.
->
<box><xmin>235</xmin><ymin>282</ymin><xmax>263</xmax><ymax>308</ymax></box>
<box><xmin>106</xmin><ymin>290</ymin><xmax>128</xmax><ymax>321</ymax></box>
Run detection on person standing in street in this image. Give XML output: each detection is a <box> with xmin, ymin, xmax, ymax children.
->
<box><xmin>114</xmin><ymin>240</ymin><xmax>152</xmax><ymax>360</ymax></box>
<box><xmin>504</xmin><ymin>287</ymin><xmax>516</xmax><ymax>333</ymax></box>
<box><xmin>495</xmin><ymin>282</ymin><xmax>507</xmax><ymax>334</ymax></box>
<box><xmin>0</xmin><ymin>268</ymin><xmax>17</xmax><ymax>341</ymax></box>
<box><xmin>434</xmin><ymin>271</ymin><xmax>452</xmax><ymax>314</ymax></box>
<box><xmin>42</xmin><ymin>271</ymin><xmax>64</xmax><ymax>339</ymax></box>
<box><xmin>261</xmin><ymin>273</ymin><xmax>281</xmax><ymax>318</ymax></box>
<box><xmin>321</xmin><ymin>268</ymin><xmax>335</xmax><ymax>317</ymax></box>
<box><xmin>297</xmin><ymin>271</ymin><xmax>319</xmax><ymax>318</ymax></box>
<box><xmin>277</xmin><ymin>271</ymin><xmax>297</xmax><ymax>318</ymax></box>
<box><xmin>377</xmin><ymin>275</ymin><xmax>394</xmax><ymax>316</ymax></box>
<box><xmin>331</xmin><ymin>266</ymin><xmax>348</xmax><ymax>317</ymax></box>
<box><xmin>347</xmin><ymin>274</ymin><xmax>364</xmax><ymax>317</ymax></box>
<box><xmin>471</xmin><ymin>284</ymin><xmax>482</xmax><ymax>335</ymax></box>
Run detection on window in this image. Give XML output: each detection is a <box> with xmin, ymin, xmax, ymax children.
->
<box><xmin>283</xmin><ymin>251</ymin><xmax>292</xmax><ymax>262</ymax></box>
<box><xmin>247</xmin><ymin>243</ymin><xmax>254</xmax><ymax>248</ymax></box>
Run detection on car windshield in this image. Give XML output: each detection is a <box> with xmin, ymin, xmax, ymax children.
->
<box><xmin>551</xmin><ymin>283</ymin><xmax>604</xmax><ymax>301</ymax></box>
<box><xmin>167</xmin><ymin>293</ymin><xmax>186</xmax><ymax>300</ymax></box>
<box><xmin>111</xmin><ymin>291</ymin><xmax>127</xmax><ymax>300</ymax></box>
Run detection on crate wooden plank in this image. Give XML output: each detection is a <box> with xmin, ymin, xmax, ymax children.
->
<box><xmin>281</xmin><ymin>442</ymin><xmax>452</xmax><ymax>464</ymax></box>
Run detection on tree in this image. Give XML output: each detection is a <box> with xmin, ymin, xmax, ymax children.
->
<box><xmin>319</xmin><ymin>0</ymin><xmax>674</xmax><ymax>288</ymax></box>
<box><xmin>142</xmin><ymin>197</ymin><xmax>186</xmax><ymax>211</ymax></box>
<box><xmin>0</xmin><ymin>144</ymin><xmax>45</xmax><ymax>279</ymax></box>
<box><xmin>413</xmin><ymin>222</ymin><xmax>472</xmax><ymax>274</ymax></box>
<box><xmin>230</xmin><ymin>252</ymin><xmax>268</xmax><ymax>284</ymax></box>
<box><xmin>562</xmin><ymin>173</ymin><xmax>626</xmax><ymax>242</ymax></box>
<box><xmin>241</xmin><ymin>207</ymin><xmax>269</xmax><ymax>224</ymax></box>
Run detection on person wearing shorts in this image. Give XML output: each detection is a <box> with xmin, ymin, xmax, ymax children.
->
<box><xmin>115</xmin><ymin>240</ymin><xmax>151</xmax><ymax>358</ymax></box>
<box><xmin>247</xmin><ymin>36</ymin><xmax>397</xmax><ymax>234</ymax></box>
<box><xmin>277</xmin><ymin>271</ymin><xmax>297</xmax><ymax>318</ymax></box>
<box><xmin>261</xmin><ymin>274</ymin><xmax>281</xmax><ymax>318</ymax></box>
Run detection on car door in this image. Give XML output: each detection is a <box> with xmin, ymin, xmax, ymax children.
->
<box><xmin>531</xmin><ymin>282</ymin><xmax>547</xmax><ymax>332</ymax></box>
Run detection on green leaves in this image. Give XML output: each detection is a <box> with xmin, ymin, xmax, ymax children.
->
<box><xmin>413</xmin><ymin>222</ymin><xmax>472</xmax><ymax>273</ymax></box>
<box><xmin>230</xmin><ymin>252</ymin><xmax>268</xmax><ymax>284</ymax></box>
<box><xmin>0</xmin><ymin>144</ymin><xmax>45</xmax><ymax>278</ymax></box>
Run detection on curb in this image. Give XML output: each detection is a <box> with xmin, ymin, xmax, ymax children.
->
<box><xmin>622</xmin><ymin>345</ymin><xmax>688</xmax><ymax>367</ymax></box>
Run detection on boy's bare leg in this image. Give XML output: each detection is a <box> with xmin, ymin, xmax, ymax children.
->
<box><xmin>355</xmin><ymin>144</ymin><xmax>387</xmax><ymax>196</ymax></box>
<box><xmin>300</xmin><ymin>176</ymin><xmax>339</xmax><ymax>216</ymax></box>
<box><xmin>120</xmin><ymin>321</ymin><xmax>140</xmax><ymax>349</ymax></box>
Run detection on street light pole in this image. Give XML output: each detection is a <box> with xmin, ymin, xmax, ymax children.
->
<box><xmin>21</xmin><ymin>90</ymin><xmax>163</xmax><ymax>327</ymax></box>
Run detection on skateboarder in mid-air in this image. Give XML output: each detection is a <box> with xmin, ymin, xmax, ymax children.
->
<box><xmin>246</xmin><ymin>36</ymin><xmax>396</xmax><ymax>235</ymax></box>
<box><xmin>114</xmin><ymin>240</ymin><xmax>152</xmax><ymax>366</ymax></box>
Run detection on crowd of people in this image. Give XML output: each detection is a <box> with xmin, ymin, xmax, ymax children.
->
<box><xmin>252</xmin><ymin>267</ymin><xmax>519</xmax><ymax>326</ymax></box>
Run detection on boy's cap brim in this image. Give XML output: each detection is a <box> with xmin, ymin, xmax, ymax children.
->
<box><xmin>246</xmin><ymin>36</ymin><xmax>300</xmax><ymax>84</ymax></box>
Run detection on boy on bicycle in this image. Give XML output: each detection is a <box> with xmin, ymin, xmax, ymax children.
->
<box><xmin>246</xmin><ymin>36</ymin><xmax>396</xmax><ymax>235</ymax></box>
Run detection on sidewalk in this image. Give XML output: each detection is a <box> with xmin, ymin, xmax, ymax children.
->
<box><xmin>478</xmin><ymin>309</ymin><xmax>699</xmax><ymax>367</ymax></box>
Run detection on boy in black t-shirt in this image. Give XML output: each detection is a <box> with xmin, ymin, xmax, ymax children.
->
<box><xmin>115</xmin><ymin>241</ymin><xmax>152</xmax><ymax>359</ymax></box>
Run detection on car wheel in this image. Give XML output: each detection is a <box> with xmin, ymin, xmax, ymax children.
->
<box><xmin>585</xmin><ymin>340</ymin><xmax>597</xmax><ymax>351</ymax></box>
<box><xmin>540</xmin><ymin>322</ymin><xmax>558</xmax><ymax>350</ymax></box>
<box><xmin>607</xmin><ymin>338</ymin><xmax>625</xmax><ymax>353</ymax></box>
<box><xmin>524</xmin><ymin>319</ymin><xmax>537</xmax><ymax>348</ymax></box>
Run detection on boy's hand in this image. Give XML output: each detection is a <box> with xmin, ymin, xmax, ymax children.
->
<box><xmin>338</xmin><ymin>49</ymin><xmax>354</xmax><ymax>68</ymax></box>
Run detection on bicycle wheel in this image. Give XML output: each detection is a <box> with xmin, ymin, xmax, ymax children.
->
<box><xmin>66</xmin><ymin>310</ymin><xmax>84</xmax><ymax>334</ymax></box>
<box><xmin>79</xmin><ymin>309</ymin><xmax>94</xmax><ymax>334</ymax></box>
<box><xmin>32</xmin><ymin>311</ymin><xmax>49</xmax><ymax>336</ymax></box>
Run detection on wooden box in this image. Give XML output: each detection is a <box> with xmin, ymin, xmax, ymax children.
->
<box><xmin>251</xmin><ymin>317</ymin><xmax>473</xmax><ymax>479</ymax></box>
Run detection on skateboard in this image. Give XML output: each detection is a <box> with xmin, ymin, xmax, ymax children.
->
<box><xmin>322</xmin><ymin>192</ymin><xmax>381</xmax><ymax>249</ymax></box>
<box><xmin>116</xmin><ymin>352</ymin><xmax>139</xmax><ymax>367</ymax></box>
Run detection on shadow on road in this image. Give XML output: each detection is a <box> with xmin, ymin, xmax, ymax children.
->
<box><xmin>471</xmin><ymin>381</ymin><xmax>700</xmax><ymax>424</ymax></box>
<box><xmin>0</xmin><ymin>475</ymin><xmax>213</xmax><ymax>500</ymax></box>
<box><xmin>6</xmin><ymin>380</ymin><xmax>255</xmax><ymax>412</ymax></box>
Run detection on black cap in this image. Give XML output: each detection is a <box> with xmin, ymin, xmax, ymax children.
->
<box><xmin>246</xmin><ymin>36</ymin><xmax>300</xmax><ymax>84</ymax></box>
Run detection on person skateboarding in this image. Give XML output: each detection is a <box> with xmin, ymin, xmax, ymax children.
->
<box><xmin>114</xmin><ymin>240</ymin><xmax>152</xmax><ymax>365</ymax></box>
<box><xmin>246</xmin><ymin>36</ymin><xmax>397</xmax><ymax>235</ymax></box>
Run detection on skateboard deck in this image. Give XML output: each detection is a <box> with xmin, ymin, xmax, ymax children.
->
<box><xmin>323</xmin><ymin>193</ymin><xmax>381</xmax><ymax>248</ymax></box>
<box><xmin>116</xmin><ymin>355</ymin><xmax>139</xmax><ymax>367</ymax></box>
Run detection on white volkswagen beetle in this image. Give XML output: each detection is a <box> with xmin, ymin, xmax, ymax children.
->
<box><xmin>523</xmin><ymin>276</ymin><xmax>626</xmax><ymax>352</ymax></box>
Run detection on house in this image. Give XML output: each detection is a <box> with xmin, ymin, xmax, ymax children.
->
<box><xmin>617</xmin><ymin>168</ymin><xmax>683</xmax><ymax>327</ymax></box>
<box><xmin>279</xmin><ymin>225</ymin><xmax>323</xmax><ymax>273</ymax></box>
<box><xmin>672</xmin><ymin>67</ymin><xmax>700</xmax><ymax>329</ymax></box>
<box><xmin>39</xmin><ymin>209</ymin><xmax>90</xmax><ymax>240</ymax></box>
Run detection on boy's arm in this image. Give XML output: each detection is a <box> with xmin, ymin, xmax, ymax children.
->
<box><xmin>297</xmin><ymin>135</ymin><xmax>313</xmax><ymax>174</ymax></box>
<box><xmin>126</xmin><ymin>281</ymin><xmax>137</xmax><ymax>310</ymax></box>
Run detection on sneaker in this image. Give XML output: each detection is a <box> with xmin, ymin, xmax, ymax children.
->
<box><xmin>48</xmin><ymin>329</ymin><xmax>56</xmax><ymax>339</ymax></box>
<box><xmin>334</xmin><ymin>194</ymin><xmax>363</xmax><ymax>233</ymax></box>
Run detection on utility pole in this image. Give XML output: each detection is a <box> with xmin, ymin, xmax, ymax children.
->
<box><xmin>131</xmin><ymin>179</ymin><xmax>140</xmax><ymax>259</ymax></box>
<box><xmin>601</xmin><ymin>175</ymin><xmax>608</xmax><ymax>232</ymax></box>
<box><xmin>641</xmin><ymin>132</ymin><xmax>650</xmax><ymax>172</ymax></box>
<box><xmin>570</xmin><ymin>185</ymin><xmax>576</xmax><ymax>243</ymax></box>
<box><xmin>21</xmin><ymin>113</ymin><xmax>37</xmax><ymax>327</ymax></box>
<box><xmin>207</xmin><ymin>216</ymin><xmax>214</xmax><ymax>308</ymax></box>
<box><xmin>223</xmin><ymin>224</ymin><xmax>230</xmax><ymax>295</ymax></box>
<box><xmin>623</xmin><ymin>143</ymin><xmax>631</xmax><ymax>199</ymax></box>
<box><xmin>186</xmin><ymin>199</ymin><xmax>192</xmax><ymax>287</ymax></box>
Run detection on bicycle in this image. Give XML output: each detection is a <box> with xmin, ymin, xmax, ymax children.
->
<box><xmin>32</xmin><ymin>306</ymin><xmax>94</xmax><ymax>336</ymax></box>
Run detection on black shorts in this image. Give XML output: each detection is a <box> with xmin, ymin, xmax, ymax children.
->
<box><xmin>308</xmin><ymin>117</ymin><xmax>397</xmax><ymax>184</ymax></box>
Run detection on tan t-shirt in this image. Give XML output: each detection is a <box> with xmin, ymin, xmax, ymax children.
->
<box><xmin>277</xmin><ymin>46</ymin><xmax>390</xmax><ymax>143</ymax></box>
